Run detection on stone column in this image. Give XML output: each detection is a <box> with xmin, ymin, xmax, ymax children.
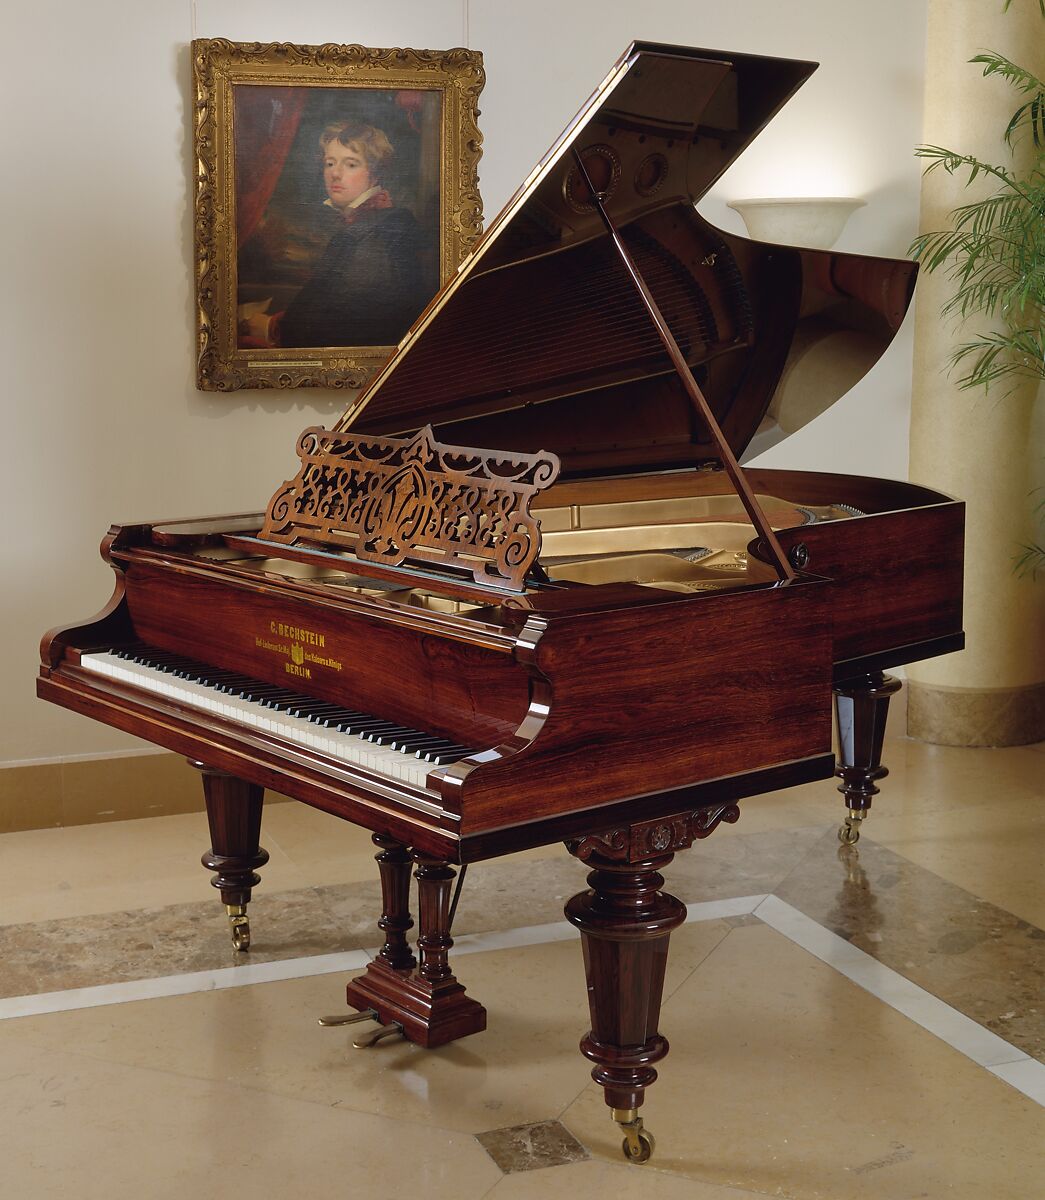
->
<box><xmin>908</xmin><ymin>0</ymin><xmax>1045</xmax><ymax>746</ymax></box>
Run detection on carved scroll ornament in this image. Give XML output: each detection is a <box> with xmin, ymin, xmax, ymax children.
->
<box><xmin>567</xmin><ymin>804</ymin><xmax>741</xmax><ymax>863</ymax></box>
<box><xmin>260</xmin><ymin>425</ymin><xmax>560</xmax><ymax>592</ymax></box>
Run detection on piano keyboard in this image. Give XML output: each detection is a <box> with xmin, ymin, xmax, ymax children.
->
<box><xmin>80</xmin><ymin>647</ymin><xmax>477</xmax><ymax>788</ymax></box>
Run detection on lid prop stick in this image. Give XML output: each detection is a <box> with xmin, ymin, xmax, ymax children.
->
<box><xmin>572</xmin><ymin>146</ymin><xmax>797</xmax><ymax>583</ymax></box>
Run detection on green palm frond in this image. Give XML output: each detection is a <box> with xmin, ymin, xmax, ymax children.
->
<box><xmin>951</xmin><ymin>328</ymin><xmax>1045</xmax><ymax>389</ymax></box>
<box><xmin>968</xmin><ymin>51</ymin><xmax>1045</xmax><ymax>145</ymax></box>
<box><xmin>1014</xmin><ymin>495</ymin><xmax>1045</xmax><ymax>578</ymax></box>
<box><xmin>912</xmin><ymin>31</ymin><xmax>1045</xmax><ymax>574</ymax></box>
<box><xmin>1014</xmin><ymin>543</ymin><xmax>1045</xmax><ymax>576</ymax></box>
<box><xmin>911</xmin><ymin>81</ymin><xmax>1045</xmax><ymax>393</ymax></box>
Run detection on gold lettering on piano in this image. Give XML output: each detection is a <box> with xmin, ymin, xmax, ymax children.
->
<box><xmin>254</xmin><ymin>633</ymin><xmax>343</xmax><ymax>675</ymax></box>
<box><xmin>269</xmin><ymin>620</ymin><xmax>326</xmax><ymax>648</ymax></box>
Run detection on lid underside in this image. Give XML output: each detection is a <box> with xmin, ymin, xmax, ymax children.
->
<box><xmin>343</xmin><ymin>42</ymin><xmax>917</xmax><ymax>479</ymax></box>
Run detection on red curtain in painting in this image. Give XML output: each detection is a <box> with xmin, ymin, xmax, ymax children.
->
<box><xmin>234</xmin><ymin>87</ymin><xmax>307</xmax><ymax>246</ymax></box>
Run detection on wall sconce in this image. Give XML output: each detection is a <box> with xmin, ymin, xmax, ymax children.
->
<box><xmin>726</xmin><ymin>197</ymin><xmax>866</xmax><ymax>250</ymax></box>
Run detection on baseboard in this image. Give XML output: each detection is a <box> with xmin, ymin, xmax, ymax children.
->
<box><xmin>907</xmin><ymin>679</ymin><xmax>1045</xmax><ymax>747</ymax></box>
<box><xmin>0</xmin><ymin>753</ymin><xmax>287</xmax><ymax>834</ymax></box>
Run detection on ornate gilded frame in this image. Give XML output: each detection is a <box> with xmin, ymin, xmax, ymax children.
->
<box><xmin>192</xmin><ymin>39</ymin><xmax>484</xmax><ymax>391</ymax></box>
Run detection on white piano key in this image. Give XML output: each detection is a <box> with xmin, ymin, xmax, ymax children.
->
<box><xmin>80</xmin><ymin>651</ymin><xmax>437</xmax><ymax>789</ymax></box>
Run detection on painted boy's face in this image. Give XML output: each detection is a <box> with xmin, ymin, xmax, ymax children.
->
<box><xmin>323</xmin><ymin>141</ymin><xmax>373</xmax><ymax>209</ymax></box>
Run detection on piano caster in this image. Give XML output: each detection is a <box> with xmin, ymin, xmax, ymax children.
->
<box><xmin>614</xmin><ymin>1108</ymin><xmax>655</xmax><ymax>1164</ymax></box>
<box><xmin>838</xmin><ymin>807</ymin><xmax>866</xmax><ymax>846</ymax></box>
<box><xmin>226</xmin><ymin>904</ymin><xmax>250</xmax><ymax>951</ymax></box>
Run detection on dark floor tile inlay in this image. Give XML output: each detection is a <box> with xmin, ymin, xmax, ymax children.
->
<box><xmin>476</xmin><ymin>1120</ymin><xmax>589</xmax><ymax>1173</ymax></box>
<box><xmin>0</xmin><ymin>826</ymin><xmax>824</xmax><ymax>999</ymax></box>
<box><xmin>776</xmin><ymin>830</ymin><xmax>1045</xmax><ymax>1061</ymax></box>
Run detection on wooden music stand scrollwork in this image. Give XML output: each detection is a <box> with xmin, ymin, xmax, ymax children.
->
<box><xmin>260</xmin><ymin>425</ymin><xmax>561</xmax><ymax>593</ymax></box>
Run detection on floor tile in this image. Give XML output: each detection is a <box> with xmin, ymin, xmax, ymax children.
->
<box><xmin>259</xmin><ymin>801</ymin><xmax>389</xmax><ymax>886</ymax></box>
<box><xmin>476</xmin><ymin>1119</ymin><xmax>588</xmax><ymax>1172</ymax></box>
<box><xmin>562</xmin><ymin>923</ymin><xmax>1045</xmax><ymax>1199</ymax></box>
<box><xmin>868</xmin><ymin>736</ymin><xmax>1045</xmax><ymax>814</ymax></box>
<box><xmin>0</xmin><ymin>1030</ymin><xmax>502</xmax><ymax>1200</ymax></box>
<box><xmin>9</xmin><ymin>920</ymin><xmax>732</xmax><ymax>1135</ymax></box>
<box><xmin>0</xmin><ymin>885</ymin><xmax>370</xmax><ymax>999</ymax></box>
<box><xmin>867</xmin><ymin>793</ymin><xmax>1045</xmax><ymax>928</ymax></box>
<box><xmin>487</xmin><ymin>1158</ymin><xmax>761</xmax><ymax>1198</ymax></box>
<box><xmin>0</xmin><ymin>809</ymin><xmax>308</xmax><ymax>927</ymax></box>
<box><xmin>775</xmin><ymin>831</ymin><xmax>1045</xmax><ymax>1059</ymax></box>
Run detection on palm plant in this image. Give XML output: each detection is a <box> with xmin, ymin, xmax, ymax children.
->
<box><xmin>909</xmin><ymin>31</ymin><xmax>1045</xmax><ymax>576</ymax></box>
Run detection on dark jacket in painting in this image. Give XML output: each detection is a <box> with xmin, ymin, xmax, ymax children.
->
<box><xmin>279</xmin><ymin>205</ymin><xmax>434</xmax><ymax>349</ymax></box>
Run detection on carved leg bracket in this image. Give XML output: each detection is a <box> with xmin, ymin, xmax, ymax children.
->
<box><xmin>834</xmin><ymin>673</ymin><xmax>902</xmax><ymax>844</ymax></box>
<box><xmin>192</xmin><ymin>762</ymin><xmax>269</xmax><ymax>951</ymax></box>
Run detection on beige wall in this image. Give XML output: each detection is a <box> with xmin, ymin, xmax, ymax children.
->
<box><xmin>2</xmin><ymin>0</ymin><xmax>928</xmax><ymax>767</ymax></box>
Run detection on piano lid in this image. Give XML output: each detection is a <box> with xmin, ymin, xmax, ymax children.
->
<box><xmin>337</xmin><ymin>42</ymin><xmax>917</xmax><ymax>479</ymax></box>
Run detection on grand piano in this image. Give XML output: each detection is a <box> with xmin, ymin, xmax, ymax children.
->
<box><xmin>38</xmin><ymin>43</ymin><xmax>963</xmax><ymax>1163</ymax></box>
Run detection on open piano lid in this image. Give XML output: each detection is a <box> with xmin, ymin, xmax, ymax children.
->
<box><xmin>337</xmin><ymin>41</ymin><xmax>917</xmax><ymax>479</ymax></box>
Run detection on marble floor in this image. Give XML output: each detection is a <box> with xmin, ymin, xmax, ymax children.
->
<box><xmin>0</xmin><ymin>734</ymin><xmax>1042</xmax><ymax>1198</ymax></box>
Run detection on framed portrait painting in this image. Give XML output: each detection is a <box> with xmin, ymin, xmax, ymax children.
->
<box><xmin>192</xmin><ymin>40</ymin><xmax>484</xmax><ymax>391</ymax></box>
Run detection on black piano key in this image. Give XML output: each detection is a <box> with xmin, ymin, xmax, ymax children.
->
<box><xmin>334</xmin><ymin>716</ymin><xmax>394</xmax><ymax>735</ymax></box>
<box><xmin>263</xmin><ymin>693</ymin><xmax>314</xmax><ymax>712</ymax></box>
<box><xmin>391</xmin><ymin>733</ymin><xmax>447</xmax><ymax>753</ymax></box>
<box><xmin>303</xmin><ymin>705</ymin><xmax>349</xmax><ymax>722</ymax></box>
<box><xmin>240</xmin><ymin>686</ymin><xmax>286</xmax><ymax>703</ymax></box>
<box><xmin>312</xmin><ymin>709</ymin><xmax>371</xmax><ymax>728</ymax></box>
<box><xmin>335</xmin><ymin>715</ymin><xmax>392</xmax><ymax>733</ymax></box>
<box><xmin>417</xmin><ymin>745</ymin><xmax>475</xmax><ymax>765</ymax></box>
<box><xmin>285</xmin><ymin>700</ymin><xmax>342</xmax><ymax>719</ymax></box>
<box><xmin>362</xmin><ymin>720</ymin><xmax>410</xmax><ymax>741</ymax></box>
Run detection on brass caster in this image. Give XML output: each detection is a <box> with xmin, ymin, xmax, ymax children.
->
<box><xmin>318</xmin><ymin>1010</ymin><xmax>378</xmax><ymax>1027</ymax></box>
<box><xmin>838</xmin><ymin>808</ymin><xmax>866</xmax><ymax>846</ymax></box>
<box><xmin>226</xmin><ymin>904</ymin><xmax>250</xmax><ymax>952</ymax></box>
<box><xmin>352</xmin><ymin>1021</ymin><xmax>405</xmax><ymax>1049</ymax></box>
<box><xmin>613</xmin><ymin>1108</ymin><xmax>655</xmax><ymax>1164</ymax></box>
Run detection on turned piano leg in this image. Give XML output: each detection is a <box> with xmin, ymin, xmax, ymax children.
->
<box><xmin>834</xmin><ymin>673</ymin><xmax>902</xmax><ymax>845</ymax></box>
<box><xmin>565</xmin><ymin>840</ymin><xmax>687</xmax><ymax>1164</ymax></box>
<box><xmin>373</xmin><ymin>835</ymin><xmax>418</xmax><ymax>972</ymax></box>
<box><xmin>342</xmin><ymin>835</ymin><xmax>418</xmax><ymax>1041</ymax></box>
<box><xmin>192</xmin><ymin>762</ymin><xmax>269</xmax><ymax>951</ymax></box>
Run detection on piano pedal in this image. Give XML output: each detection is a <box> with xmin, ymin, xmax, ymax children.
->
<box><xmin>226</xmin><ymin>904</ymin><xmax>251</xmax><ymax>952</ymax></box>
<box><xmin>318</xmin><ymin>1009</ymin><xmax>405</xmax><ymax>1048</ymax></box>
<box><xmin>613</xmin><ymin>1108</ymin><xmax>655</xmax><ymax>1164</ymax></box>
<box><xmin>317</xmin><ymin>1009</ymin><xmax>378</xmax><ymax>1027</ymax></box>
<box><xmin>838</xmin><ymin>807</ymin><xmax>866</xmax><ymax>846</ymax></box>
<box><xmin>352</xmin><ymin>1021</ymin><xmax>405</xmax><ymax>1049</ymax></box>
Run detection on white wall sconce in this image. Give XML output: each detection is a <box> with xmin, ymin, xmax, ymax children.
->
<box><xmin>726</xmin><ymin>197</ymin><xmax>866</xmax><ymax>250</ymax></box>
